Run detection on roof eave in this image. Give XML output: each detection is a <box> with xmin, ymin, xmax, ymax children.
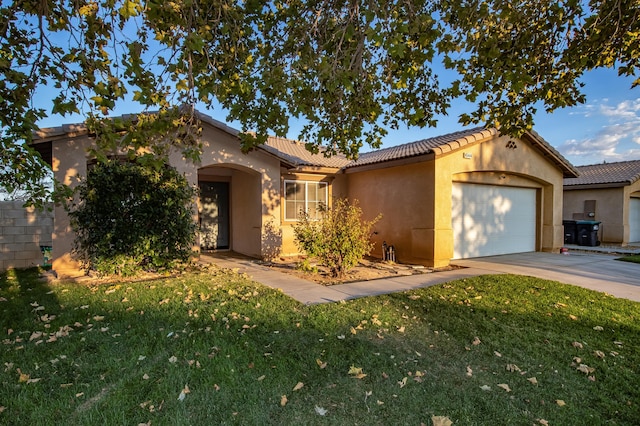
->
<box><xmin>430</xmin><ymin>128</ymin><xmax>498</xmax><ymax>156</ymax></box>
<box><xmin>564</xmin><ymin>182</ymin><xmax>630</xmax><ymax>190</ymax></box>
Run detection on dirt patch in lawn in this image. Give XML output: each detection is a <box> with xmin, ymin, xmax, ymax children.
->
<box><xmin>262</xmin><ymin>256</ymin><xmax>462</xmax><ymax>286</ymax></box>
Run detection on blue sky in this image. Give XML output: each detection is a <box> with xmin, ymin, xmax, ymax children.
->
<box><xmin>366</xmin><ymin>68</ymin><xmax>640</xmax><ymax>167</ymax></box>
<box><xmin>36</xmin><ymin>67</ymin><xmax>638</xmax><ymax>168</ymax></box>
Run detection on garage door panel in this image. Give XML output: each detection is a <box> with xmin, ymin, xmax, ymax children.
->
<box><xmin>630</xmin><ymin>198</ymin><xmax>640</xmax><ymax>243</ymax></box>
<box><xmin>452</xmin><ymin>183</ymin><xmax>536</xmax><ymax>259</ymax></box>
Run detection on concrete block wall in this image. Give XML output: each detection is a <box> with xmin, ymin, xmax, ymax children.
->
<box><xmin>0</xmin><ymin>201</ymin><xmax>53</xmax><ymax>271</ymax></box>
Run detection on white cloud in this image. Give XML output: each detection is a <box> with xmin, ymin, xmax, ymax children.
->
<box><xmin>558</xmin><ymin>97</ymin><xmax>640</xmax><ymax>164</ymax></box>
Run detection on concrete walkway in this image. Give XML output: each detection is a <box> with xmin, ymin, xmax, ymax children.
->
<box><xmin>201</xmin><ymin>250</ymin><xmax>640</xmax><ymax>304</ymax></box>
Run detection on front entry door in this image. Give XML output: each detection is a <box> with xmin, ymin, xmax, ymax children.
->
<box><xmin>199</xmin><ymin>182</ymin><xmax>230</xmax><ymax>250</ymax></box>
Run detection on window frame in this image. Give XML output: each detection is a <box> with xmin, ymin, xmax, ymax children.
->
<box><xmin>283</xmin><ymin>180</ymin><xmax>328</xmax><ymax>221</ymax></box>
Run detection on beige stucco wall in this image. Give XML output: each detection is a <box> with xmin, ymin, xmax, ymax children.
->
<box><xmin>48</xmin><ymin>122</ymin><xmax>284</xmax><ymax>277</ymax></box>
<box><xmin>171</xmin><ymin>124</ymin><xmax>283</xmax><ymax>259</ymax></box>
<box><xmin>51</xmin><ymin>135</ymin><xmax>94</xmax><ymax>277</ymax></box>
<box><xmin>345</xmin><ymin>133</ymin><xmax>566</xmax><ymax>268</ymax></box>
<box><xmin>345</xmin><ymin>160</ymin><xmax>436</xmax><ymax>264</ymax></box>
<box><xmin>563</xmin><ymin>180</ymin><xmax>640</xmax><ymax>244</ymax></box>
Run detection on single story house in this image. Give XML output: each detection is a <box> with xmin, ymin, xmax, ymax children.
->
<box><xmin>563</xmin><ymin>160</ymin><xmax>640</xmax><ymax>245</ymax></box>
<box><xmin>31</xmin><ymin>112</ymin><xmax>578</xmax><ymax>277</ymax></box>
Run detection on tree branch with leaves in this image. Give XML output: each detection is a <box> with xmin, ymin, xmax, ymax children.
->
<box><xmin>1</xmin><ymin>0</ymin><xmax>638</xmax><ymax>206</ymax></box>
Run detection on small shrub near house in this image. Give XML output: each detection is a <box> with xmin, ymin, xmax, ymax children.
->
<box><xmin>293</xmin><ymin>198</ymin><xmax>381</xmax><ymax>278</ymax></box>
<box><xmin>69</xmin><ymin>159</ymin><xmax>196</xmax><ymax>275</ymax></box>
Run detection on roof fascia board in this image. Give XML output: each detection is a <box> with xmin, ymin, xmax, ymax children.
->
<box><xmin>564</xmin><ymin>182</ymin><xmax>628</xmax><ymax>190</ymax></box>
<box><xmin>287</xmin><ymin>166</ymin><xmax>341</xmax><ymax>174</ymax></box>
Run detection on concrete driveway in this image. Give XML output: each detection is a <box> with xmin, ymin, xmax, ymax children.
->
<box><xmin>454</xmin><ymin>252</ymin><xmax>640</xmax><ymax>302</ymax></box>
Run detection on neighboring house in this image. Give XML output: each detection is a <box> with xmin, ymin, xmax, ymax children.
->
<box><xmin>31</xmin><ymin>112</ymin><xmax>577</xmax><ymax>278</ymax></box>
<box><xmin>563</xmin><ymin>160</ymin><xmax>640</xmax><ymax>245</ymax></box>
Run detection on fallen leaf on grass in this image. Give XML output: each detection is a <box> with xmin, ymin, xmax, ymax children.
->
<box><xmin>497</xmin><ymin>383</ymin><xmax>511</xmax><ymax>392</ymax></box>
<box><xmin>280</xmin><ymin>395</ymin><xmax>288</xmax><ymax>406</ymax></box>
<box><xmin>398</xmin><ymin>377</ymin><xmax>408</xmax><ymax>388</ymax></box>
<box><xmin>177</xmin><ymin>385</ymin><xmax>190</xmax><ymax>401</ymax></box>
<box><xmin>466</xmin><ymin>366</ymin><xmax>473</xmax><ymax>377</ymax></box>
<box><xmin>17</xmin><ymin>369</ymin><xmax>30</xmax><ymax>383</ymax></box>
<box><xmin>556</xmin><ymin>399</ymin><xmax>566</xmax><ymax>406</ymax></box>
<box><xmin>293</xmin><ymin>382</ymin><xmax>304</xmax><ymax>391</ymax></box>
<box><xmin>494</xmin><ymin>351</ymin><xmax>502</xmax><ymax>357</ymax></box>
<box><xmin>472</xmin><ymin>337</ymin><xmax>481</xmax><ymax>346</ymax></box>
<box><xmin>572</xmin><ymin>341</ymin><xmax>583</xmax><ymax>349</ymax></box>
<box><xmin>480</xmin><ymin>385</ymin><xmax>491</xmax><ymax>391</ymax></box>
<box><xmin>527</xmin><ymin>377</ymin><xmax>538</xmax><ymax>385</ymax></box>
<box><xmin>168</xmin><ymin>356</ymin><xmax>178</xmax><ymax>363</ymax></box>
<box><xmin>314</xmin><ymin>405</ymin><xmax>328</xmax><ymax>416</ymax></box>
<box><xmin>92</xmin><ymin>315</ymin><xmax>104</xmax><ymax>321</ymax></box>
<box><xmin>593</xmin><ymin>350</ymin><xmax>605</xmax><ymax>359</ymax></box>
<box><xmin>431</xmin><ymin>415</ymin><xmax>453</xmax><ymax>426</ymax></box>
<box><xmin>593</xmin><ymin>326</ymin><xmax>604</xmax><ymax>331</ymax></box>
<box><xmin>29</xmin><ymin>332</ymin><xmax>43</xmax><ymax>341</ymax></box>
<box><xmin>257</xmin><ymin>375</ymin><xmax>266</xmax><ymax>381</ymax></box>
<box><xmin>577</xmin><ymin>364</ymin><xmax>595</xmax><ymax>374</ymax></box>
<box><xmin>506</xmin><ymin>364</ymin><xmax>521</xmax><ymax>372</ymax></box>
<box><xmin>348</xmin><ymin>366</ymin><xmax>367</xmax><ymax>379</ymax></box>
<box><xmin>316</xmin><ymin>359</ymin><xmax>327</xmax><ymax>369</ymax></box>
<box><xmin>569</xmin><ymin>314</ymin><xmax>578</xmax><ymax>321</ymax></box>
<box><xmin>538</xmin><ymin>419</ymin><xmax>549</xmax><ymax>425</ymax></box>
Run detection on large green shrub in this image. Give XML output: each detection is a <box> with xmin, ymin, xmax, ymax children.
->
<box><xmin>69</xmin><ymin>159</ymin><xmax>196</xmax><ymax>275</ymax></box>
<box><xmin>293</xmin><ymin>198</ymin><xmax>381</xmax><ymax>278</ymax></box>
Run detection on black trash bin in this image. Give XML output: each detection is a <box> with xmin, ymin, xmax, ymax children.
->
<box><xmin>576</xmin><ymin>220</ymin><xmax>601</xmax><ymax>246</ymax></box>
<box><xmin>562</xmin><ymin>220</ymin><xmax>577</xmax><ymax>244</ymax></box>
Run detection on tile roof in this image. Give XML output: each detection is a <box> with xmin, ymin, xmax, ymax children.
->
<box><xmin>31</xmin><ymin>110</ymin><xmax>577</xmax><ymax>177</ymax></box>
<box><xmin>346</xmin><ymin>127</ymin><xmax>494</xmax><ymax>168</ymax></box>
<box><xmin>564</xmin><ymin>159</ymin><xmax>640</xmax><ymax>187</ymax></box>
<box><xmin>259</xmin><ymin>136</ymin><xmax>352</xmax><ymax>169</ymax></box>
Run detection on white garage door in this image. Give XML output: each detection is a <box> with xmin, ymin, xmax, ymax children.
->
<box><xmin>630</xmin><ymin>198</ymin><xmax>640</xmax><ymax>243</ymax></box>
<box><xmin>452</xmin><ymin>183</ymin><xmax>537</xmax><ymax>259</ymax></box>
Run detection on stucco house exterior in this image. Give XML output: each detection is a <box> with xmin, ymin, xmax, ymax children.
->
<box><xmin>31</xmin><ymin>112</ymin><xmax>578</xmax><ymax>277</ymax></box>
<box><xmin>563</xmin><ymin>160</ymin><xmax>640</xmax><ymax>245</ymax></box>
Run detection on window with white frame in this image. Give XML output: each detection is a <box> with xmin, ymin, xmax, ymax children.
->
<box><xmin>284</xmin><ymin>180</ymin><xmax>328</xmax><ymax>220</ymax></box>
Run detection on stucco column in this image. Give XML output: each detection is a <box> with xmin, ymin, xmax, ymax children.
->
<box><xmin>540</xmin><ymin>184</ymin><xmax>557</xmax><ymax>252</ymax></box>
<box><xmin>260</xmin><ymin>168</ymin><xmax>282</xmax><ymax>260</ymax></box>
<box><xmin>51</xmin><ymin>137</ymin><xmax>91</xmax><ymax>277</ymax></box>
<box><xmin>432</xmin><ymin>165</ymin><xmax>454</xmax><ymax>268</ymax></box>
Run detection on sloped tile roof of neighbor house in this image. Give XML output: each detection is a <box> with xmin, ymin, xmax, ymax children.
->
<box><xmin>564</xmin><ymin>159</ymin><xmax>640</xmax><ymax>188</ymax></box>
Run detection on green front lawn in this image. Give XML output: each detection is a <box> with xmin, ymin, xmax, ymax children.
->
<box><xmin>1</xmin><ymin>266</ymin><xmax>638</xmax><ymax>425</ymax></box>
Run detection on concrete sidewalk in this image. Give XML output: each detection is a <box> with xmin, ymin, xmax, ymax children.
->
<box><xmin>202</xmin><ymin>251</ymin><xmax>640</xmax><ymax>304</ymax></box>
